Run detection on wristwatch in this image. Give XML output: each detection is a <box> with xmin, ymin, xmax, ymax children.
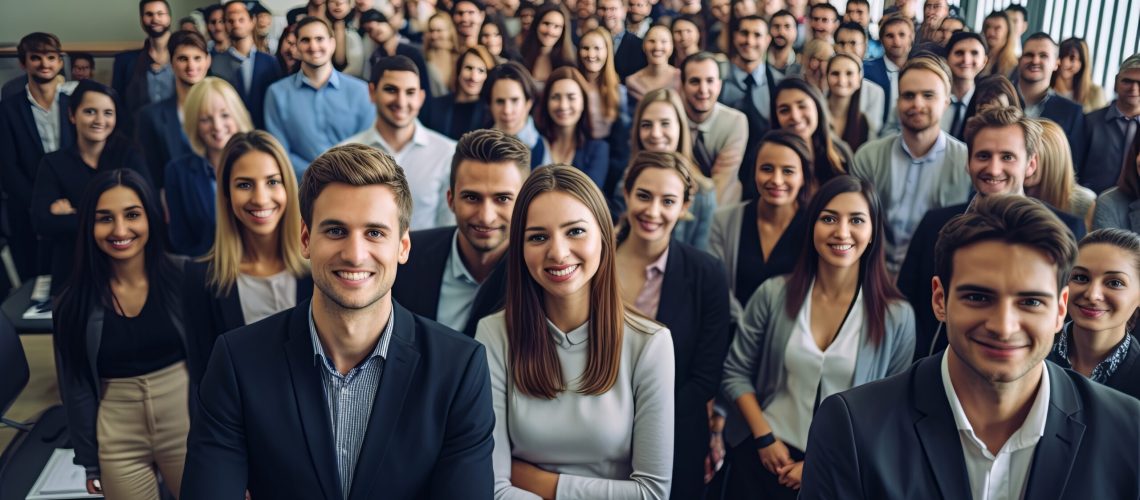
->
<box><xmin>753</xmin><ymin>432</ymin><xmax>776</xmax><ymax>450</ymax></box>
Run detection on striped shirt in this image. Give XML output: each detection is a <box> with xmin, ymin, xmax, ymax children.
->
<box><xmin>309</xmin><ymin>304</ymin><xmax>394</xmax><ymax>500</ymax></box>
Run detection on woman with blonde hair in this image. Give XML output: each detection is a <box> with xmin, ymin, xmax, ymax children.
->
<box><xmin>423</xmin><ymin>12</ymin><xmax>461</xmax><ymax>96</ymax></box>
<box><xmin>981</xmin><ymin>11</ymin><xmax>1018</xmax><ymax>78</ymax></box>
<box><xmin>1026</xmin><ymin>119</ymin><xmax>1096</xmax><ymax>229</ymax></box>
<box><xmin>165</xmin><ymin>76</ymin><xmax>253</xmax><ymax>257</ymax></box>
<box><xmin>629</xmin><ymin>88</ymin><xmax>717</xmax><ymax>250</ymax></box>
<box><xmin>577</xmin><ymin>26</ymin><xmax>633</xmax><ymax>209</ymax></box>
<box><xmin>1053</xmin><ymin>37</ymin><xmax>1107</xmax><ymax>112</ymax></box>
<box><xmin>799</xmin><ymin>39</ymin><xmax>834</xmax><ymax>94</ymax></box>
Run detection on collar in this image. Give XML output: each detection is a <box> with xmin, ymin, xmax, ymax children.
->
<box><xmin>899</xmin><ymin>131</ymin><xmax>948</xmax><ymax>162</ymax></box>
<box><xmin>308</xmin><ymin>301</ymin><xmax>393</xmax><ymax>370</ymax></box>
<box><xmin>25</xmin><ymin>83</ymin><xmax>60</xmax><ymax>111</ymax></box>
<box><xmin>951</xmin><ymin>87</ymin><xmax>975</xmax><ymax>105</ymax></box>
<box><xmin>645</xmin><ymin>246</ymin><xmax>669</xmax><ymax>278</ymax></box>
<box><xmin>1024</xmin><ymin>87</ymin><xmax>1055</xmax><ymax>107</ymax></box>
<box><xmin>359</xmin><ymin>119</ymin><xmax>429</xmax><ymax>153</ymax></box>
<box><xmin>447</xmin><ymin>230</ymin><xmax>479</xmax><ymax>285</ymax></box>
<box><xmin>693</xmin><ymin>103</ymin><xmax>721</xmax><ymax>130</ymax></box>
<box><xmin>547</xmin><ymin>317</ymin><xmax>589</xmax><ymax>347</ymax></box>
<box><xmin>227</xmin><ymin>45</ymin><xmax>253</xmax><ymax>61</ymax></box>
<box><xmin>514</xmin><ymin>116</ymin><xmax>542</xmax><ymax>148</ymax></box>
<box><xmin>1054</xmin><ymin>322</ymin><xmax>1133</xmax><ymax>383</ymax></box>
<box><xmin>294</xmin><ymin>68</ymin><xmax>342</xmax><ymax>90</ymax></box>
<box><xmin>941</xmin><ymin>350</ymin><xmax>1050</xmax><ymax>452</ymax></box>
<box><xmin>1106</xmin><ymin>101</ymin><xmax>1140</xmax><ymax>121</ymax></box>
<box><xmin>732</xmin><ymin>62</ymin><xmax>768</xmax><ymax>87</ymax></box>
<box><xmin>885</xmin><ymin>57</ymin><xmax>900</xmax><ymax>72</ymax></box>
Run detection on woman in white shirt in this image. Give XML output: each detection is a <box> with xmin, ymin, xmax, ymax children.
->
<box><xmin>720</xmin><ymin>175</ymin><xmax>915</xmax><ymax>498</ymax></box>
<box><xmin>476</xmin><ymin>164</ymin><xmax>676</xmax><ymax>500</ymax></box>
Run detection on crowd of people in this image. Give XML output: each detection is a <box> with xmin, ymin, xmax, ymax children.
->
<box><xmin>2</xmin><ymin>0</ymin><xmax>1140</xmax><ymax>498</ymax></box>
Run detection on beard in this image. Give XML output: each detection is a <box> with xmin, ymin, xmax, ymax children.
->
<box><xmin>771</xmin><ymin>35</ymin><xmax>789</xmax><ymax>49</ymax></box>
<box><xmin>145</xmin><ymin>23</ymin><xmax>170</xmax><ymax>38</ymax></box>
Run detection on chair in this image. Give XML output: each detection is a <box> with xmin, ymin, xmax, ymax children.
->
<box><xmin>0</xmin><ymin>312</ymin><xmax>29</xmax><ymax>431</ymax></box>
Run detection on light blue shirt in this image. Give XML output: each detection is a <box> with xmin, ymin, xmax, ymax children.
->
<box><xmin>227</xmin><ymin>46</ymin><xmax>255</xmax><ymax>94</ymax></box>
<box><xmin>728</xmin><ymin>63</ymin><xmax>771</xmax><ymax>120</ymax></box>
<box><xmin>513</xmin><ymin>117</ymin><xmax>553</xmax><ymax>166</ymax></box>
<box><xmin>886</xmin><ymin>132</ymin><xmax>949</xmax><ymax>272</ymax></box>
<box><xmin>145</xmin><ymin>63</ymin><xmax>175</xmax><ymax>105</ymax></box>
<box><xmin>436</xmin><ymin>231</ymin><xmax>481</xmax><ymax>332</ymax></box>
<box><xmin>264</xmin><ymin>69</ymin><xmax>374</xmax><ymax>176</ymax></box>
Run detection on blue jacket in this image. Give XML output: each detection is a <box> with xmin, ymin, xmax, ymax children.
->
<box><xmin>572</xmin><ymin>139</ymin><xmax>610</xmax><ymax>189</ymax></box>
<box><xmin>863</xmin><ymin>58</ymin><xmax>892</xmax><ymax>125</ymax></box>
<box><xmin>135</xmin><ymin>96</ymin><xmax>191</xmax><ymax>186</ymax></box>
<box><xmin>164</xmin><ymin>154</ymin><xmax>216</xmax><ymax>257</ymax></box>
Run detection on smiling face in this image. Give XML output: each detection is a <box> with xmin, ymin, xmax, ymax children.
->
<box><xmin>733</xmin><ymin>18</ymin><xmax>770</xmax><ymax>64</ymax></box>
<box><xmin>643</xmin><ymin>26</ymin><xmax>673</xmax><ymax>65</ymax></box>
<box><xmin>71</xmin><ymin>58</ymin><xmax>93</xmax><ymax>81</ymax></box>
<box><xmin>844</xmin><ymin>1</ymin><xmax>869</xmax><ymax>26</ymax></box>
<box><xmin>207</xmin><ymin>8</ymin><xmax>228</xmax><ymax>44</ymax></box>
<box><xmin>93</xmin><ymin>186</ymin><xmax>149</xmax><ymax>262</ymax></box>
<box><xmin>809</xmin><ymin>6</ymin><xmax>838</xmax><ymax>41</ymax></box>
<box><xmin>624</xmin><ymin>167</ymin><xmax>688</xmax><ymax>243</ymax></box>
<box><xmin>578</xmin><ymin>32</ymin><xmax>608</xmax><ymax>74</ymax></box>
<box><xmin>1116</xmin><ymin>68</ymin><xmax>1140</xmax><ymax>111</ymax></box>
<box><xmin>947</xmin><ymin>38</ymin><xmax>987</xmax><ymax>82</ymax></box>
<box><xmin>491</xmin><ymin>79</ymin><xmax>532</xmax><ymax>135</ymax></box>
<box><xmin>297</xmin><ymin>21</ymin><xmax>335</xmax><ymax>68</ymax></box>
<box><xmin>827</xmin><ymin>57</ymin><xmax>861</xmax><ymax>98</ymax></box>
<box><xmin>457</xmin><ymin>53</ymin><xmax>489</xmax><ymax>98</ymax></box>
<box><xmin>302</xmin><ymin>183</ymin><xmax>411</xmax><ymax>312</ymax></box>
<box><xmin>22</xmin><ymin>51</ymin><xmax>62</xmax><ymax>84</ymax></box>
<box><xmin>897</xmin><ymin>68</ymin><xmax>949</xmax><ymax>133</ymax></box>
<box><xmin>1068</xmin><ymin>243</ymin><xmax>1140</xmax><ymax>334</ymax></box>
<box><xmin>881</xmin><ymin>21</ymin><xmax>914</xmax><ymax>61</ymax></box>
<box><xmin>968</xmin><ymin>124</ymin><xmax>1037</xmax><ymax>196</ymax></box>
<box><xmin>71</xmin><ymin>91</ymin><xmax>117</xmax><ymax>144</ymax></box>
<box><xmin>1058</xmin><ymin>50</ymin><xmax>1082</xmax><ymax>81</ymax></box>
<box><xmin>638</xmin><ymin>101</ymin><xmax>682</xmax><ymax>152</ymax></box>
<box><xmin>480</xmin><ymin>23</ymin><xmax>504</xmax><ymax>54</ymax></box>
<box><xmin>140</xmin><ymin>0</ymin><xmax>171</xmax><ymax>38</ymax></box>
<box><xmin>775</xmin><ymin>89</ymin><xmax>819</xmax><ymax>142</ymax></box>
<box><xmin>522</xmin><ymin>191</ymin><xmax>602</xmax><ymax>305</ymax></box>
<box><xmin>754</xmin><ymin>142</ymin><xmax>805</xmax><ymax>209</ymax></box>
<box><xmin>536</xmin><ymin>10</ymin><xmax>565</xmax><ymax>48</ymax></box>
<box><xmin>682</xmin><ymin>59</ymin><xmax>722</xmax><ymax>116</ymax></box>
<box><xmin>172</xmin><ymin>45</ymin><xmax>211</xmax><ymax>87</ymax></box>
<box><xmin>934</xmin><ymin>241</ymin><xmax>1067</xmax><ymax>385</ymax></box>
<box><xmin>449</xmin><ymin>160</ymin><xmax>525</xmax><ymax>254</ymax></box>
<box><xmin>813</xmin><ymin>191</ymin><xmax>872</xmax><ymax>269</ymax></box>
<box><xmin>597</xmin><ymin>0</ymin><xmax>625</xmax><ymax>33</ymax></box>
<box><xmin>327</xmin><ymin>0</ymin><xmax>353</xmax><ymax>20</ymax></box>
<box><xmin>1019</xmin><ymin>38</ymin><xmax>1059</xmax><ymax>85</ymax></box>
<box><xmin>229</xmin><ymin>150</ymin><xmax>287</xmax><ymax>237</ymax></box>
<box><xmin>546</xmin><ymin>78</ymin><xmax>585</xmax><ymax>129</ymax></box>
<box><xmin>628</xmin><ymin>0</ymin><xmax>651</xmax><ymax>23</ymax></box>
<box><xmin>197</xmin><ymin>92</ymin><xmax>241</xmax><ymax>155</ymax></box>
<box><xmin>373</xmin><ymin>70</ymin><xmax>425</xmax><ymax>131</ymax></box>
<box><xmin>453</xmin><ymin>1</ymin><xmax>485</xmax><ymax>39</ymax></box>
<box><xmin>769</xmin><ymin>14</ymin><xmax>796</xmax><ymax>50</ymax></box>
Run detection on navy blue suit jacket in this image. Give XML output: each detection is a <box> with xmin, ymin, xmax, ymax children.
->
<box><xmin>1038</xmin><ymin>94</ymin><xmax>1088</xmax><ymax>174</ymax></box>
<box><xmin>135</xmin><ymin>96</ymin><xmax>190</xmax><ymax>187</ymax></box>
<box><xmin>0</xmin><ymin>90</ymin><xmax>75</xmax><ymax>210</ymax></box>
<box><xmin>181</xmin><ymin>300</ymin><xmax>495</xmax><ymax>500</ymax></box>
<box><xmin>210</xmin><ymin>50</ymin><xmax>282</xmax><ymax>128</ymax></box>
<box><xmin>800</xmin><ymin>357</ymin><xmax>1140</xmax><ymax>499</ymax></box>
<box><xmin>111</xmin><ymin>49</ymin><xmax>143</xmax><ymax>103</ymax></box>
<box><xmin>863</xmin><ymin>58</ymin><xmax>891</xmax><ymax>125</ymax></box>
<box><xmin>422</xmin><ymin>94</ymin><xmax>491</xmax><ymax>141</ymax></box>
<box><xmin>572</xmin><ymin>139</ymin><xmax>610</xmax><ymax>188</ymax></box>
<box><xmin>614</xmin><ymin>31</ymin><xmax>649</xmax><ymax>82</ymax></box>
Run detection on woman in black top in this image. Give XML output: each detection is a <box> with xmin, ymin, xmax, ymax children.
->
<box><xmin>54</xmin><ymin>169</ymin><xmax>192</xmax><ymax>498</ymax></box>
<box><xmin>33</xmin><ymin>80</ymin><xmax>151</xmax><ymax>295</ymax></box>
<box><xmin>424</xmin><ymin>45</ymin><xmax>495</xmax><ymax>140</ymax></box>
<box><xmin>1049</xmin><ymin>229</ymin><xmax>1140</xmax><ymax>400</ymax></box>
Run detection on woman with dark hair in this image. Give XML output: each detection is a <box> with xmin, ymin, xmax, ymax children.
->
<box><xmin>425</xmin><ymin>45</ymin><xmax>496</xmax><ymax>139</ymax></box>
<box><xmin>55</xmin><ymin>168</ymin><xmax>193</xmax><ymax>498</ymax></box>
<box><xmin>1053</xmin><ymin>37</ymin><xmax>1107</xmax><ymax>113</ymax></box>
<box><xmin>484</xmin><ymin>61</ymin><xmax>550</xmax><ymax>168</ymax></box>
<box><xmin>1048</xmin><ymin>228</ymin><xmax>1140</xmax><ymax>400</ymax></box>
<box><xmin>671</xmin><ymin>14</ymin><xmax>705</xmax><ymax>69</ymax></box>
<box><xmin>770</xmin><ymin>77</ymin><xmax>852</xmax><ymax>185</ymax></box>
<box><xmin>825</xmin><ymin>53</ymin><xmax>873</xmax><ymax>150</ymax></box>
<box><xmin>615</xmin><ymin>151</ymin><xmax>731</xmax><ymax>500</ymax></box>
<box><xmin>1093</xmin><ymin>132</ymin><xmax>1140</xmax><ymax>231</ymax></box>
<box><xmin>710</xmin><ymin>130</ymin><xmax>815</xmax><ymax>329</ymax></box>
<box><xmin>475</xmin><ymin>164</ymin><xmax>675</xmax><ymax>499</ymax></box>
<box><xmin>538</xmin><ymin>67</ymin><xmax>610</xmax><ymax>187</ymax></box>
<box><xmin>480</xmin><ymin>16</ymin><xmax>524</xmax><ymax>63</ymax></box>
<box><xmin>520</xmin><ymin>3</ymin><xmax>576</xmax><ymax>84</ymax></box>
<box><xmin>957</xmin><ymin>73</ymin><xmax>1022</xmax><ymax>140</ymax></box>
<box><xmin>33</xmin><ymin>80</ymin><xmax>152</xmax><ymax>295</ymax></box>
<box><xmin>721</xmin><ymin>175</ymin><xmax>915</xmax><ymax>498</ymax></box>
<box><xmin>274</xmin><ymin>23</ymin><xmax>299</xmax><ymax>75</ymax></box>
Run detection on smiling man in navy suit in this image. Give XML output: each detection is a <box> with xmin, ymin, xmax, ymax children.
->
<box><xmin>182</xmin><ymin>144</ymin><xmax>494</xmax><ymax>500</ymax></box>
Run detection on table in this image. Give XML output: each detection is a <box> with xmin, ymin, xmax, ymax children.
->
<box><xmin>2</xmin><ymin>281</ymin><xmax>52</xmax><ymax>334</ymax></box>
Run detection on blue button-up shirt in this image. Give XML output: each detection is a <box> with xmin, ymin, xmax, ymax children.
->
<box><xmin>309</xmin><ymin>303</ymin><xmax>394</xmax><ymax>500</ymax></box>
<box><xmin>436</xmin><ymin>231</ymin><xmax>481</xmax><ymax>332</ymax></box>
<box><xmin>728</xmin><ymin>63</ymin><xmax>772</xmax><ymax>120</ymax></box>
<box><xmin>145</xmin><ymin>63</ymin><xmax>175</xmax><ymax>106</ymax></box>
<box><xmin>886</xmin><ymin>132</ymin><xmax>949</xmax><ymax>272</ymax></box>
<box><xmin>264</xmin><ymin>69</ymin><xmax>374</xmax><ymax>176</ymax></box>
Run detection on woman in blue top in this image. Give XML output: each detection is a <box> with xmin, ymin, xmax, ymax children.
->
<box><xmin>164</xmin><ymin>76</ymin><xmax>252</xmax><ymax>257</ymax></box>
<box><xmin>538</xmin><ymin>66</ymin><xmax>609</xmax><ymax>189</ymax></box>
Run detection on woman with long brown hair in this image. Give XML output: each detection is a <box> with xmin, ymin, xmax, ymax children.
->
<box><xmin>981</xmin><ymin>11</ymin><xmax>1018</xmax><ymax>78</ymax></box>
<box><xmin>475</xmin><ymin>164</ymin><xmax>675</xmax><ymax>499</ymax></box>
<box><xmin>770</xmin><ymin>77</ymin><xmax>852</xmax><ymax>185</ymax></box>
<box><xmin>627</xmin><ymin>25</ymin><xmax>682</xmax><ymax>103</ymax></box>
<box><xmin>519</xmin><ymin>3</ymin><xmax>576</xmax><ymax>84</ymax></box>
<box><xmin>1053</xmin><ymin>37</ymin><xmax>1107</xmax><ymax>112</ymax></box>
<box><xmin>538</xmin><ymin>67</ymin><xmax>610</xmax><ymax>187</ymax></box>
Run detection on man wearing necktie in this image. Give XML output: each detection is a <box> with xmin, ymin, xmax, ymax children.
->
<box><xmin>1079</xmin><ymin>53</ymin><xmax>1140</xmax><ymax>194</ymax></box>
<box><xmin>718</xmin><ymin>15</ymin><xmax>775</xmax><ymax>134</ymax></box>
<box><xmin>682</xmin><ymin>52</ymin><xmax>748</xmax><ymax>206</ymax></box>
<box><xmin>941</xmin><ymin>32</ymin><xmax>988</xmax><ymax>140</ymax></box>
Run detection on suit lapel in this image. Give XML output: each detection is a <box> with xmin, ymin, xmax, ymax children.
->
<box><xmin>218</xmin><ymin>289</ymin><xmax>245</xmax><ymax>332</ymax></box>
<box><xmin>348</xmin><ymin>304</ymin><xmax>421</xmax><ymax>500</ymax></box>
<box><xmin>655</xmin><ymin>243</ymin><xmax>685</xmax><ymax>327</ymax></box>
<box><xmin>58</xmin><ymin>93</ymin><xmax>74</xmax><ymax>150</ymax></box>
<box><xmin>1023</xmin><ymin>364</ymin><xmax>1085</xmax><ymax>498</ymax></box>
<box><xmin>911</xmin><ymin>358</ymin><xmax>972</xmax><ymax>500</ymax></box>
<box><xmin>283</xmin><ymin>302</ymin><xmax>341</xmax><ymax>500</ymax></box>
<box><xmin>15</xmin><ymin>100</ymin><xmax>43</xmax><ymax>159</ymax></box>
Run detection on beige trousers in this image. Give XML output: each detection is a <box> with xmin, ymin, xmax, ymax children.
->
<box><xmin>96</xmin><ymin>361</ymin><xmax>190</xmax><ymax>500</ymax></box>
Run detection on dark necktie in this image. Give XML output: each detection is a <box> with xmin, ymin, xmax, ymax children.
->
<box><xmin>743</xmin><ymin>74</ymin><xmax>761</xmax><ymax>123</ymax></box>
<box><xmin>693</xmin><ymin>128</ymin><xmax>714</xmax><ymax>177</ymax></box>
<box><xmin>949</xmin><ymin>101</ymin><xmax>965</xmax><ymax>138</ymax></box>
<box><xmin>1124</xmin><ymin>117</ymin><xmax>1139</xmax><ymax>174</ymax></box>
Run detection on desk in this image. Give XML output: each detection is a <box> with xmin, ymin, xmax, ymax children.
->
<box><xmin>2</xmin><ymin>282</ymin><xmax>52</xmax><ymax>334</ymax></box>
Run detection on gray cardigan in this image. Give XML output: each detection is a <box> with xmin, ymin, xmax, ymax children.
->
<box><xmin>720</xmin><ymin>275</ymin><xmax>916</xmax><ymax>447</ymax></box>
<box><xmin>851</xmin><ymin>132</ymin><xmax>972</xmax><ymax>218</ymax></box>
<box><xmin>708</xmin><ymin>202</ymin><xmax>748</xmax><ymax>328</ymax></box>
<box><xmin>1093</xmin><ymin>187</ymin><xmax>1140</xmax><ymax>232</ymax></box>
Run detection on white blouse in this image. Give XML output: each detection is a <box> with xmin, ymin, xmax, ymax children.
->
<box><xmin>764</xmin><ymin>283</ymin><xmax>863</xmax><ymax>451</ymax></box>
<box><xmin>475</xmin><ymin>311</ymin><xmax>676</xmax><ymax>500</ymax></box>
<box><xmin>236</xmin><ymin>271</ymin><xmax>297</xmax><ymax>325</ymax></box>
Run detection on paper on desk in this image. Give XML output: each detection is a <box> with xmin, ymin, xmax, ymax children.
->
<box><xmin>25</xmin><ymin>448</ymin><xmax>102</xmax><ymax>499</ymax></box>
<box><xmin>22</xmin><ymin>275</ymin><xmax>52</xmax><ymax>321</ymax></box>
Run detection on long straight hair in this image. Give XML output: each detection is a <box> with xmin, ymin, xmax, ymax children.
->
<box><xmin>984</xmin><ymin>11</ymin><xmax>1018</xmax><ymax>78</ymax></box>
<box><xmin>827</xmin><ymin>53</ymin><xmax>870</xmax><ymax>150</ymax></box>
<box><xmin>1055</xmin><ymin>38</ymin><xmax>1095</xmax><ymax>108</ymax></box>
<box><xmin>771</xmin><ymin>76</ymin><xmax>849</xmax><ymax>184</ymax></box>
<box><xmin>577</xmin><ymin>27</ymin><xmax>621</xmax><ymax>124</ymax></box>
<box><xmin>537</xmin><ymin>66</ymin><xmax>595</xmax><ymax>146</ymax></box>
<box><xmin>204</xmin><ymin>131</ymin><xmax>308</xmax><ymax>295</ymax></box>
<box><xmin>55</xmin><ymin>169</ymin><xmax>179</xmax><ymax>364</ymax></box>
<box><xmin>521</xmin><ymin>3</ymin><xmax>577</xmax><ymax>74</ymax></box>
<box><xmin>784</xmin><ymin>175</ymin><xmax>903</xmax><ymax>346</ymax></box>
<box><xmin>506</xmin><ymin>164</ymin><xmax>627</xmax><ymax>399</ymax></box>
<box><xmin>1028</xmin><ymin>120</ymin><xmax>1075</xmax><ymax>213</ymax></box>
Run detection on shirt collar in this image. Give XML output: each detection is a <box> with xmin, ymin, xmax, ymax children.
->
<box><xmin>514</xmin><ymin>116</ymin><xmax>541</xmax><ymax>148</ymax></box>
<box><xmin>547</xmin><ymin>318</ymin><xmax>589</xmax><ymax>346</ymax></box>
<box><xmin>447</xmin><ymin>230</ymin><xmax>479</xmax><ymax>285</ymax></box>
<box><xmin>645</xmin><ymin>247</ymin><xmax>669</xmax><ymax>278</ymax></box>
<box><xmin>227</xmin><ymin>46</ymin><xmax>253</xmax><ymax>61</ymax></box>
<box><xmin>941</xmin><ymin>350</ymin><xmax>1051</xmax><ymax>452</ymax></box>
<box><xmin>25</xmin><ymin>84</ymin><xmax>60</xmax><ymax>111</ymax></box>
<box><xmin>1106</xmin><ymin>101</ymin><xmax>1140</xmax><ymax>121</ymax></box>
<box><xmin>951</xmin><ymin>87</ymin><xmax>975</xmax><ymax>106</ymax></box>
<box><xmin>295</xmin><ymin>68</ymin><xmax>342</xmax><ymax>90</ymax></box>
<box><xmin>731</xmin><ymin>63</ymin><xmax>768</xmax><ymax>87</ymax></box>
<box><xmin>361</xmin><ymin>119</ymin><xmax>429</xmax><ymax>153</ymax></box>
<box><xmin>884</xmin><ymin>57</ymin><xmax>900</xmax><ymax>72</ymax></box>
<box><xmin>309</xmin><ymin>301</ymin><xmax>393</xmax><ymax>370</ymax></box>
<box><xmin>899</xmin><ymin>131</ymin><xmax>948</xmax><ymax>162</ymax></box>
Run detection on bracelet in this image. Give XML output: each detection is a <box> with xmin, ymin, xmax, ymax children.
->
<box><xmin>753</xmin><ymin>432</ymin><xmax>776</xmax><ymax>450</ymax></box>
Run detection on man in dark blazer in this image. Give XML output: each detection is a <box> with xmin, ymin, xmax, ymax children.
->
<box><xmin>899</xmin><ymin>106</ymin><xmax>1086</xmax><ymax>361</ymax></box>
<box><xmin>1080</xmin><ymin>54</ymin><xmax>1140</xmax><ymax>194</ymax></box>
<box><xmin>182</xmin><ymin>144</ymin><xmax>494</xmax><ymax>499</ymax></box>
<box><xmin>209</xmin><ymin>1</ymin><xmax>281</xmax><ymax>128</ymax></box>
<box><xmin>1017</xmin><ymin>33</ymin><xmax>1087</xmax><ymax>171</ymax></box>
<box><xmin>392</xmin><ymin>129</ymin><xmax>530</xmax><ymax>337</ymax></box>
<box><xmin>112</xmin><ymin>0</ymin><xmax>175</xmax><ymax>135</ymax></box>
<box><xmin>598</xmin><ymin>0</ymin><xmax>648</xmax><ymax>81</ymax></box>
<box><xmin>800</xmin><ymin>195</ymin><xmax>1140</xmax><ymax>500</ymax></box>
<box><xmin>862</xmin><ymin>14</ymin><xmax>913</xmax><ymax>131</ymax></box>
<box><xmin>135</xmin><ymin>30</ymin><xmax>208</xmax><ymax>187</ymax></box>
<box><xmin>0</xmin><ymin>32</ymin><xmax>74</xmax><ymax>281</ymax></box>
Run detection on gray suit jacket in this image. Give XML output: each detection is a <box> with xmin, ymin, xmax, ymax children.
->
<box><xmin>1081</xmin><ymin>102</ymin><xmax>1134</xmax><ymax>193</ymax></box>
<box><xmin>1093</xmin><ymin>187</ymin><xmax>1140</xmax><ymax>232</ymax></box>
<box><xmin>709</xmin><ymin>202</ymin><xmax>748</xmax><ymax>328</ymax></box>
<box><xmin>720</xmin><ymin>276</ymin><xmax>916</xmax><ymax>447</ymax></box>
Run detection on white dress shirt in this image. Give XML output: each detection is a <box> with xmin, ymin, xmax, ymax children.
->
<box><xmin>340</xmin><ymin>120</ymin><xmax>457</xmax><ymax>230</ymax></box>
<box><xmin>941</xmin><ymin>351</ymin><xmax>1051</xmax><ymax>500</ymax></box>
<box><xmin>26</xmin><ymin>84</ymin><xmax>62</xmax><ymax>154</ymax></box>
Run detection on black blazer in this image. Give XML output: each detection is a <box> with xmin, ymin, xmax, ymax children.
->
<box><xmin>0</xmin><ymin>90</ymin><xmax>75</xmax><ymax>210</ymax></box>
<box><xmin>655</xmin><ymin>241</ymin><xmax>731</xmax><ymax>500</ymax></box>
<box><xmin>181</xmin><ymin>300</ymin><xmax>495</xmax><ymax>500</ymax></box>
<box><xmin>800</xmin><ymin>357</ymin><xmax>1140</xmax><ymax>499</ymax></box>
<box><xmin>1039</xmin><ymin>94</ymin><xmax>1088</xmax><ymax>174</ymax></box>
<box><xmin>898</xmin><ymin>199</ymin><xmax>1086</xmax><ymax>361</ymax></box>
<box><xmin>135</xmin><ymin>96</ymin><xmax>191</xmax><ymax>186</ymax></box>
<box><xmin>182</xmin><ymin>259</ymin><xmax>314</xmax><ymax>382</ymax></box>
<box><xmin>390</xmin><ymin>227</ymin><xmax>508</xmax><ymax>337</ymax></box>
<box><xmin>1048</xmin><ymin>333</ymin><xmax>1140</xmax><ymax>401</ymax></box>
<box><xmin>209</xmin><ymin>50</ymin><xmax>282</xmax><ymax>128</ymax></box>
<box><xmin>422</xmin><ymin>94</ymin><xmax>492</xmax><ymax>141</ymax></box>
<box><xmin>614</xmin><ymin>31</ymin><xmax>649</xmax><ymax>82</ymax></box>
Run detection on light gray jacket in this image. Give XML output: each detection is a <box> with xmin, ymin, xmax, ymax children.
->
<box><xmin>850</xmin><ymin>132</ymin><xmax>972</xmax><ymax>214</ymax></box>
<box><xmin>1093</xmin><ymin>187</ymin><xmax>1140</xmax><ymax>232</ymax></box>
<box><xmin>708</xmin><ymin>202</ymin><xmax>749</xmax><ymax>329</ymax></box>
<box><xmin>720</xmin><ymin>275</ymin><xmax>916</xmax><ymax>447</ymax></box>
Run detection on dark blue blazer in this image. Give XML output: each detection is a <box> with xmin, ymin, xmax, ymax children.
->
<box><xmin>0</xmin><ymin>90</ymin><xmax>75</xmax><ymax>210</ymax></box>
<box><xmin>164</xmin><ymin>154</ymin><xmax>216</xmax><ymax>257</ymax></box>
<box><xmin>111</xmin><ymin>49</ymin><xmax>143</xmax><ymax>103</ymax></box>
<box><xmin>614</xmin><ymin>31</ymin><xmax>649</xmax><ymax>82</ymax></box>
<box><xmin>572</xmin><ymin>139</ymin><xmax>610</xmax><ymax>188</ymax></box>
<box><xmin>863</xmin><ymin>58</ymin><xmax>891</xmax><ymax>125</ymax></box>
<box><xmin>210</xmin><ymin>50</ymin><xmax>282</xmax><ymax>129</ymax></box>
<box><xmin>800</xmin><ymin>357</ymin><xmax>1140</xmax><ymax>499</ymax></box>
<box><xmin>1080</xmin><ymin>104</ymin><xmax>1131</xmax><ymax>194</ymax></box>
<box><xmin>898</xmin><ymin>199</ymin><xmax>1086</xmax><ymax>361</ymax></box>
<box><xmin>422</xmin><ymin>95</ymin><xmax>491</xmax><ymax>141</ymax></box>
<box><xmin>181</xmin><ymin>300</ymin><xmax>495</xmax><ymax>500</ymax></box>
<box><xmin>1038</xmin><ymin>94</ymin><xmax>1088</xmax><ymax>174</ymax></box>
<box><xmin>135</xmin><ymin>97</ymin><xmax>190</xmax><ymax>187</ymax></box>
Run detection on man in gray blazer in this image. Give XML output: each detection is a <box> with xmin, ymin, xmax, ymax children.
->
<box><xmin>1081</xmin><ymin>53</ymin><xmax>1140</xmax><ymax>194</ymax></box>
<box><xmin>682</xmin><ymin>52</ymin><xmax>748</xmax><ymax>205</ymax></box>
<box><xmin>851</xmin><ymin>55</ymin><xmax>969</xmax><ymax>275</ymax></box>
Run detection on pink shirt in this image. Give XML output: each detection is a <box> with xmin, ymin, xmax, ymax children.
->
<box><xmin>633</xmin><ymin>248</ymin><xmax>670</xmax><ymax>318</ymax></box>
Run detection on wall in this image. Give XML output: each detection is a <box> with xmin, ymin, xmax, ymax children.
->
<box><xmin>0</xmin><ymin>0</ymin><xmax>217</xmax><ymax>44</ymax></box>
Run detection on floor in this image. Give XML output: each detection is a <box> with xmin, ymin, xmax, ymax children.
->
<box><xmin>1</xmin><ymin>334</ymin><xmax>60</xmax><ymax>452</ymax></box>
